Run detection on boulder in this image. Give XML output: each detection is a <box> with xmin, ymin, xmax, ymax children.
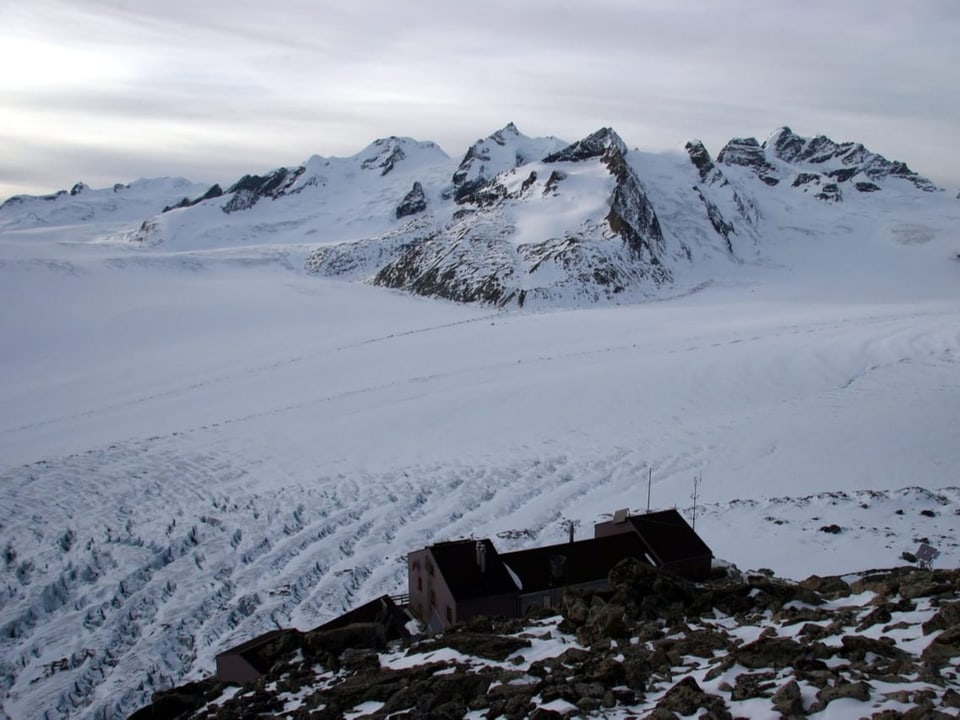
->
<box><xmin>809</xmin><ymin>680</ymin><xmax>871</xmax><ymax>713</ymax></box>
<box><xmin>798</xmin><ymin>574</ymin><xmax>851</xmax><ymax>598</ymax></box>
<box><xmin>730</xmin><ymin>671</ymin><xmax>776</xmax><ymax>700</ymax></box>
<box><xmin>656</xmin><ymin>675</ymin><xmax>730</xmax><ymax>718</ymax></box>
<box><xmin>771</xmin><ymin>679</ymin><xmax>804</xmax><ymax>716</ymax></box>
<box><xmin>922</xmin><ymin>624</ymin><xmax>960</xmax><ymax>665</ymax></box>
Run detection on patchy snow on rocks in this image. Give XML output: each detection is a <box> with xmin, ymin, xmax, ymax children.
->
<box><xmin>138</xmin><ymin>564</ymin><xmax>960</xmax><ymax>719</ymax></box>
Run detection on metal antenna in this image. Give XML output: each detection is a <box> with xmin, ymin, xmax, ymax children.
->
<box><xmin>691</xmin><ymin>472</ymin><xmax>702</xmax><ymax>530</ymax></box>
<box><xmin>561</xmin><ymin>518</ymin><xmax>581</xmax><ymax>543</ymax></box>
<box><xmin>646</xmin><ymin>466</ymin><xmax>652</xmax><ymax>513</ymax></box>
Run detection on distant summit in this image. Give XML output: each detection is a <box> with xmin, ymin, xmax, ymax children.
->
<box><xmin>714</xmin><ymin>126</ymin><xmax>941</xmax><ymax>196</ymax></box>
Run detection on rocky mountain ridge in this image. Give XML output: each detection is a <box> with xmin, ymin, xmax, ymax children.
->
<box><xmin>131</xmin><ymin>562</ymin><xmax>960</xmax><ymax>719</ymax></box>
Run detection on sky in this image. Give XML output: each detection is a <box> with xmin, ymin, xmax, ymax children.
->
<box><xmin>2</xmin><ymin>0</ymin><xmax>959</xmax><ymax>201</ymax></box>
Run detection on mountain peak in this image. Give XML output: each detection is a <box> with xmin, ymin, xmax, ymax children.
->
<box><xmin>717</xmin><ymin>137</ymin><xmax>780</xmax><ymax>186</ymax></box>
<box><xmin>762</xmin><ymin>128</ymin><xmax>939</xmax><ymax>192</ymax></box>
<box><xmin>492</xmin><ymin>122</ymin><xmax>521</xmax><ymax>142</ymax></box>
<box><xmin>451</xmin><ymin>124</ymin><xmax>566</xmax><ymax>201</ymax></box>
<box><xmin>355</xmin><ymin>136</ymin><xmax>447</xmax><ymax>176</ymax></box>
<box><xmin>764</xmin><ymin>126</ymin><xmax>803</xmax><ymax>162</ymax></box>
<box><xmin>684</xmin><ymin>139</ymin><xmax>715</xmax><ymax>182</ymax></box>
<box><xmin>543</xmin><ymin>127</ymin><xmax>627</xmax><ymax>163</ymax></box>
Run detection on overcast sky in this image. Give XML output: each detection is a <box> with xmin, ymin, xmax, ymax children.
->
<box><xmin>2</xmin><ymin>0</ymin><xmax>958</xmax><ymax>200</ymax></box>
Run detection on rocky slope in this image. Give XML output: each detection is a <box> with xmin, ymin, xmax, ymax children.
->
<box><xmin>131</xmin><ymin>562</ymin><xmax>960</xmax><ymax>719</ymax></box>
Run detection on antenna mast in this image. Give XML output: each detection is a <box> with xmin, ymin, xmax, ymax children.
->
<box><xmin>561</xmin><ymin>518</ymin><xmax>581</xmax><ymax>543</ymax></box>
<box><xmin>646</xmin><ymin>466</ymin><xmax>652</xmax><ymax>513</ymax></box>
<box><xmin>691</xmin><ymin>472</ymin><xmax>702</xmax><ymax>530</ymax></box>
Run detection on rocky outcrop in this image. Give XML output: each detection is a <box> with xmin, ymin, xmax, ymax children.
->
<box><xmin>452</xmin><ymin>123</ymin><xmax>564</xmax><ymax>204</ymax></box>
<box><xmin>816</xmin><ymin>182</ymin><xmax>843</xmax><ymax>203</ymax></box>
<box><xmin>221</xmin><ymin>167</ymin><xmax>305</xmax><ymax>213</ymax></box>
<box><xmin>543</xmin><ymin>127</ymin><xmax>627</xmax><ymax>164</ymax></box>
<box><xmin>594</xmin><ymin>134</ymin><xmax>666</xmax><ymax>262</ymax></box>
<box><xmin>765</xmin><ymin>126</ymin><xmax>939</xmax><ymax>192</ymax></box>
<box><xmin>395</xmin><ymin>181</ymin><xmax>428</xmax><ymax>219</ymax></box>
<box><xmin>694</xmin><ymin>188</ymin><xmax>736</xmax><ymax>253</ymax></box>
<box><xmin>717</xmin><ymin>137</ymin><xmax>780</xmax><ymax>185</ymax></box>
<box><xmin>373</xmin><ymin>228</ymin><xmax>518</xmax><ymax>306</ymax></box>
<box><xmin>163</xmin><ymin>184</ymin><xmax>224</xmax><ymax>213</ymax></box>
<box><xmin>685</xmin><ymin>139</ymin><xmax>717</xmax><ymax>184</ymax></box>
<box><xmin>685</xmin><ymin>140</ymin><xmax>758</xmax><ymax>254</ymax></box>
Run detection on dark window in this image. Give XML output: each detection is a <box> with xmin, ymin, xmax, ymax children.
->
<box><xmin>430</xmin><ymin>588</ymin><xmax>436</xmax><ymax>606</ymax></box>
<box><xmin>445</xmin><ymin>606</ymin><xmax>453</xmax><ymax>623</ymax></box>
<box><xmin>426</xmin><ymin>559</ymin><xmax>434</xmax><ymax>576</ymax></box>
<box><xmin>417</xmin><ymin>576</ymin><xmax>422</xmax><ymax>591</ymax></box>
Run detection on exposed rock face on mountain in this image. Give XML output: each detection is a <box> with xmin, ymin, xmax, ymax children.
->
<box><xmin>451</xmin><ymin>122</ymin><xmax>566</xmax><ymax>203</ymax></box>
<box><xmin>360</xmin><ymin>136</ymin><xmax>443</xmax><ymax>177</ymax></box>
<box><xmin>395</xmin><ymin>181</ymin><xmax>428</xmax><ymax>219</ymax></box>
<box><xmin>684</xmin><ymin>140</ymin><xmax>758</xmax><ymax>254</ymax></box>
<box><xmin>542</xmin><ymin>126</ymin><xmax>627</xmax><ymax>163</ymax></box>
<box><xmin>216</xmin><ymin>137</ymin><xmax>449</xmax><ymax>216</ymax></box>
<box><xmin>714</xmin><ymin>127</ymin><xmax>941</xmax><ymax>203</ymax></box>
<box><xmin>717</xmin><ymin>137</ymin><xmax>780</xmax><ymax>186</ymax></box>
<box><xmin>222</xmin><ymin>167</ymin><xmax>306</xmax><ymax>213</ymax></box>
<box><xmin>765</xmin><ymin>126</ymin><xmax>940</xmax><ymax>193</ymax></box>
<box><xmin>597</xmin><ymin>134</ymin><xmax>666</xmax><ymax>262</ymax></box>
<box><xmin>163</xmin><ymin>184</ymin><xmax>224</xmax><ymax>213</ymax></box>
<box><xmin>131</xmin><ymin>564</ymin><xmax>960</xmax><ymax>719</ymax></box>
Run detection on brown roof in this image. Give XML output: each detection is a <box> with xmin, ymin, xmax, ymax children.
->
<box><xmin>312</xmin><ymin>595</ymin><xmax>409</xmax><ymax>639</ymax></box>
<box><xmin>626</xmin><ymin>509</ymin><xmax>712</xmax><ymax>565</ymax></box>
<box><xmin>216</xmin><ymin>628</ymin><xmax>300</xmax><ymax>673</ymax></box>
<box><xmin>429</xmin><ymin>538</ymin><xmax>518</xmax><ymax>600</ymax></box>
<box><xmin>501</xmin><ymin>533</ymin><xmax>650</xmax><ymax>594</ymax></box>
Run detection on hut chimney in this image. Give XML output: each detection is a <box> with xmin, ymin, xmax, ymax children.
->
<box><xmin>475</xmin><ymin>541</ymin><xmax>486</xmax><ymax>573</ymax></box>
<box><xmin>568</xmin><ymin>522</ymin><xmax>575</xmax><ymax>544</ymax></box>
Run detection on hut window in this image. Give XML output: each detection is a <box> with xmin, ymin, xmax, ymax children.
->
<box><xmin>430</xmin><ymin>588</ymin><xmax>436</xmax><ymax>606</ymax></box>
<box><xmin>417</xmin><ymin>576</ymin><xmax>422</xmax><ymax>591</ymax></box>
<box><xmin>446</xmin><ymin>606</ymin><xmax>452</xmax><ymax>623</ymax></box>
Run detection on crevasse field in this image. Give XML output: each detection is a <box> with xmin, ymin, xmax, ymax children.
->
<box><xmin>1</xmin><ymin>162</ymin><xmax>959</xmax><ymax>718</ymax></box>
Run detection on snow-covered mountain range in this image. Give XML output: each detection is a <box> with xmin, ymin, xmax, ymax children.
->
<box><xmin>2</xmin><ymin>123</ymin><xmax>953</xmax><ymax>309</ymax></box>
<box><xmin>1</xmin><ymin>123</ymin><xmax>958</xmax><ymax>718</ymax></box>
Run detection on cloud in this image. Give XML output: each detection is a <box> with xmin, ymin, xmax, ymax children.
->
<box><xmin>2</xmin><ymin>0</ymin><xmax>958</xmax><ymax>200</ymax></box>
